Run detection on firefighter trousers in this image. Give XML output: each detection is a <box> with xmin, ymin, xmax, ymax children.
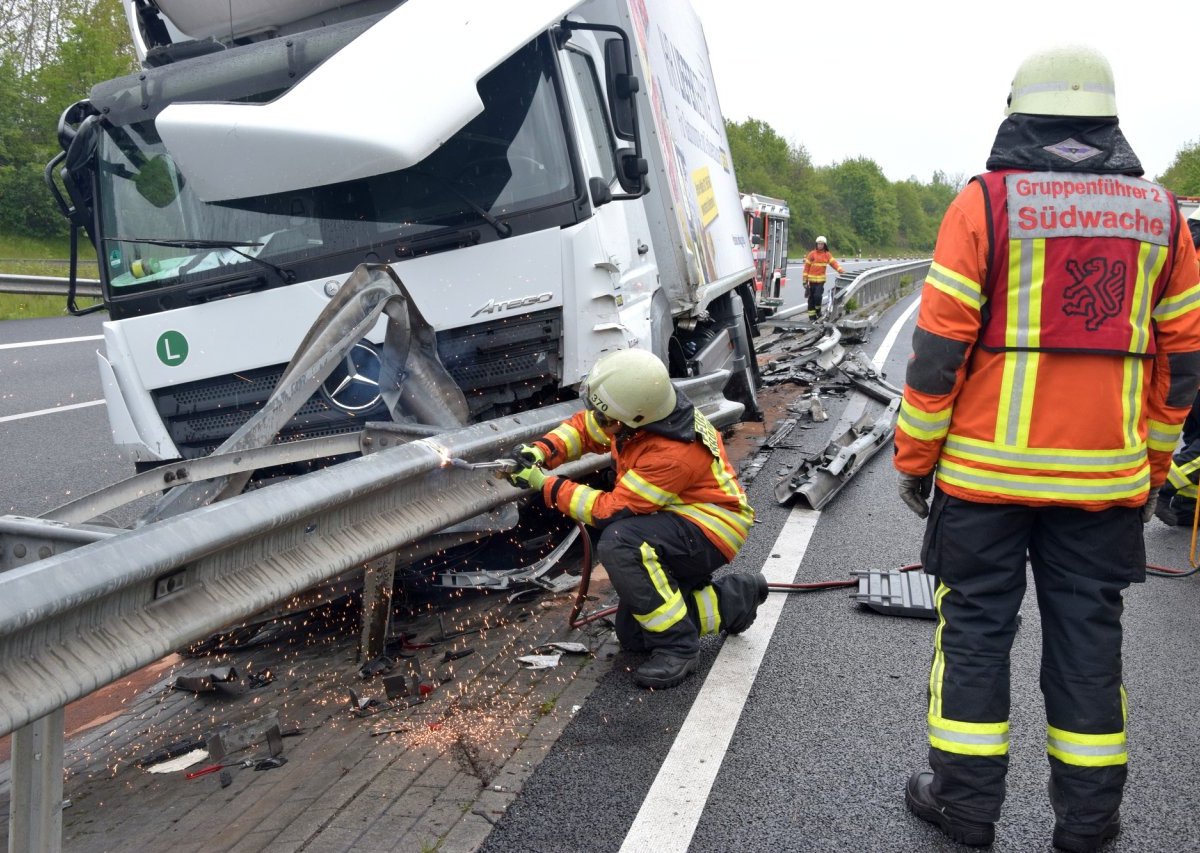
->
<box><xmin>597</xmin><ymin>513</ymin><xmax>760</xmax><ymax>658</ymax></box>
<box><xmin>806</xmin><ymin>280</ymin><xmax>825</xmax><ymax>315</ymax></box>
<box><xmin>920</xmin><ymin>492</ymin><xmax>1143</xmax><ymax>833</ymax></box>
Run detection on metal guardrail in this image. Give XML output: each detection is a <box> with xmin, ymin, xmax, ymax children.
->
<box><xmin>831</xmin><ymin>259</ymin><xmax>930</xmax><ymax>318</ymax></box>
<box><xmin>0</xmin><ymin>372</ymin><xmax>738</xmax><ymax>737</ymax></box>
<box><xmin>0</xmin><ymin>371</ymin><xmax>737</xmax><ymax>849</ymax></box>
<box><xmin>0</xmin><ymin>274</ymin><xmax>101</xmax><ymax>299</ymax></box>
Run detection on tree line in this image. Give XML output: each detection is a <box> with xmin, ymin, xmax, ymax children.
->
<box><xmin>727</xmin><ymin>117</ymin><xmax>1200</xmax><ymax>257</ymax></box>
<box><xmin>1</xmin><ymin>3</ymin><xmax>1198</xmax><ymax>252</ymax></box>
<box><xmin>0</xmin><ymin>0</ymin><xmax>134</xmax><ymax>242</ymax></box>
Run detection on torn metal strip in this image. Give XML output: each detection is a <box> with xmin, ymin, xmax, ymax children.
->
<box><xmin>437</xmin><ymin>524</ymin><xmax>581</xmax><ymax>591</ymax></box>
<box><xmin>774</xmin><ymin>398</ymin><xmax>899</xmax><ymax>510</ymax></box>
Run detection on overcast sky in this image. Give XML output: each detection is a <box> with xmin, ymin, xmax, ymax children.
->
<box><xmin>689</xmin><ymin>0</ymin><xmax>1199</xmax><ymax>186</ymax></box>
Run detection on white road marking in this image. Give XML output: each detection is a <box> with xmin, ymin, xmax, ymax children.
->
<box><xmin>619</xmin><ymin>290</ymin><xmax>922</xmax><ymax>853</ymax></box>
<box><xmin>0</xmin><ymin>399</ymin><xmax>105</xmax><ymax>424</ymax></box>
<box><xmin>0</xmin><ymin>334</ymin><xmax>103</xmax><ymax>351</ymax></box>
<box><xmin>619</xmin><ymin>510</ymin><xmax>820</xmax><ymax>853</ymax></box>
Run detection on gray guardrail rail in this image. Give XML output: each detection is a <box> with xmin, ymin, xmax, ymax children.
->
<box><xmin>0</xmin><ymin>274</ymin><xmax>101</xmax><ymax>298</ymax></box>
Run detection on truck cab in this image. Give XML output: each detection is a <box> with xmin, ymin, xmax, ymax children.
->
<box><xmin>48</xmin><ymin>0</ymin><xmax>761</xmax><ymax>467</ymax></box>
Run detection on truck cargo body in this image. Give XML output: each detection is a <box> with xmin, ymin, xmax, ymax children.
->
<box><xmin>50</xmin><ymin>0</ymin><xmax>760</xmax><ymax>465</ymax></box>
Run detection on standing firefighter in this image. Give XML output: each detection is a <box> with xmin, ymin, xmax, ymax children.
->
<box><xmin>508</xmin><ymin>349</ymin><xmax>767</xmax><ymax>690</ymax></box>
<box><xmin>802</xmin><ymin>235</ymin><xmax>844</xmax><ymax>318</ymax></box>
<box><xmin>894</xmin><ymin>45</ymin><xmax>1200</xmax><ymax>851</ymax></box>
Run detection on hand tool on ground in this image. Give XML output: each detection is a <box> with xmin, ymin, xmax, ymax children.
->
<box><xmin>185</xmin><ymin>755</ymin><xmax>287</xmax><ymax>779</ymax></box>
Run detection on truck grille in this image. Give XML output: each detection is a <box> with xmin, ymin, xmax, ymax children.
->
<box><xmin>152</xmin><ymin>308</ymin><xmax>562</xmax><ymax>459</ymax></box>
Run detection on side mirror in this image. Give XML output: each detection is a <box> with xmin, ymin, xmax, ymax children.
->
<box><xmin>604</xmin><ymin>38</ymin><xmax>639</xmax><ymax>142</ymax></box>
<box><xmin>750</xmin><ymin>234</ymin><xmax>763</xmax><ymax>246</ymax></box>
<box><xmin>589</xmin><ymin>176</ymin><xmax>613</xmax><ymax>208</ymax></box>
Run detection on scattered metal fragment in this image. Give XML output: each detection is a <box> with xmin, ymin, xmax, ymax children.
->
<box><xmin>540</xmin><ymin>641</ymin><xmax>590</xmax><ymax>655</ymax></box>
<box><xmin>437</xmin><ymin>524</ymin><xmax>582</xmax><ymax>591</ymax></box>
<box><xmin>774</xmin><ymin>399</ymin><xmax>900</xmax><ymax>510</ymax></box>
<box><xmin>517</xmin><ymin>653</ymin><xmax>561</xmax><ymax>670</ymax></box>
<box><xmin>142</xmin><ymin>748</ymin><xmax>209</xmax><ymax>774</ymax></box>
<box><xmin>172</xmin><ymin>666</ymin><xmax>242</xmax><ymax>695</ymax></box>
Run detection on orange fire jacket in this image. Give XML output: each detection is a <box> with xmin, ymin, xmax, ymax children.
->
<box><xmin>530</xmin><ymin>407</ymin><xmax>754</xmax><ymax>559</ymax></box>
<box><xmin>803</xmin><ymin>249</ymin><xmax>843</xmax><ymax>283</ymax></box>
<box><xmin>894</xmin><ymin>177</ymin><xmax>1200</xmax><ymax>510</ymax></box>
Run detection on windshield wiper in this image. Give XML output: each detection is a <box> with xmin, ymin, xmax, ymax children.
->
<box><xmin>105</xmin><ymin>237</ymin><xmax>297</xmax><ymax>283</ymax></box>
<box><xmin>411</xmin><ymin>172</ymin><xmax>512</xmax><ymax>238</ymax></box>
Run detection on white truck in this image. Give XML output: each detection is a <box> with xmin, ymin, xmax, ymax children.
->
<box><xmin>46</xmin><ymin>0</ymin><xmax>762</xmax><ymax>475</ymax></box>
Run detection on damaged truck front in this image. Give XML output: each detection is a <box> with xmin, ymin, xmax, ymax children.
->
<box><xmin>46</xmin><ymin>0</ymin><xmax>760</xmax><ymax>511</ymax></box>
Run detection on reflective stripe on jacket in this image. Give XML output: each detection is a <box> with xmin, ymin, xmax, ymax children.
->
<box><xmin>894</xmin><ymin>175</ymin><xmax>1200</xmax><ymax>509</ymax></box>
<box><xmin>803</xmin><ymin>249</ymin><xmax>843</xmax><ymax>283</ymax></box>
<box><xmin>532</xmin><ymin>408</ymin><xmax>754</xmax><ymax>559</ymax></box>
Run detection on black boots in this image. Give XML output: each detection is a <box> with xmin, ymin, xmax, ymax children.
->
<box><xmin>1052</xmin><ymin>817</ymin><xmax>1120</xmax><ymax>852</ymax></box>
<box><xmin>633</xmin><ymin>652</ymin><xmax>697</xmax><ymax>689</ymax></box>
<box><xmin>905</xmin><ymin>771</ymin><xmax>995</xmax><ymax>847</ymax></box>
<box><xmin>721</xmin><ymin>572</ymin><xmax>769</xmax><ymax>635</ymax></box>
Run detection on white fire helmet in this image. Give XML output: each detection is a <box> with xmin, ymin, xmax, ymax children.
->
<box><xmin>1005</xmin><ymin>45</ymin><xmax>1117</xmax><ymax>118</ymax></box>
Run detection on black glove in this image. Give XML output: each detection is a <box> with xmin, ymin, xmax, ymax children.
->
<box><xmin>1141</xmin><ymin>486</ymin><xmax>1160</xmax><ymax>524</ymax></box>
<box><xmin>898</xmin><ymin>472</ymin><xmax>934</xmax><ymax>519</ymax></box>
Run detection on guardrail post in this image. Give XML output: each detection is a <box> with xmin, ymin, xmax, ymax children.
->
<box><xmin>8</xmin><ymin>707</ymin><xmax>65</xmax><ymax>853</ymax></box>
<box><xmin>359</xmin><ymin>553</ymin><xmax>396</xmax><ymax>661</ymax></box>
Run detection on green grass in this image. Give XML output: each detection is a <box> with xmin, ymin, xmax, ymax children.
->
<box><xmin>0</xmin><ymin>233</ymin><xmax>102</xmax><ymax>318</ymax></box>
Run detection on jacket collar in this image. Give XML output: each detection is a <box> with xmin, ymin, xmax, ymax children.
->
<box><xmin>985</xmin><ymin>114</ymin><xmax>1143</xmax><ymax>176</ymax></box>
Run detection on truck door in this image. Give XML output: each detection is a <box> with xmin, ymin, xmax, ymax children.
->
<box><xmin>558</xmin><ymin>33</ymin><xmax>665</xmax><ymax>363</ymax></box>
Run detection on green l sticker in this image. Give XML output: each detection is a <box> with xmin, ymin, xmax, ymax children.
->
<box><xmin>157</xmin><ymin>330</ymin><xmax>189</xmax><ymax>366</ymax></box>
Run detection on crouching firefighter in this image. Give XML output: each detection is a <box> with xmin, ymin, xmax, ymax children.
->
<box><xmin>508</xmin><ymin>349</ymin><xmax>768</xmax><ymax>690</ymax></box>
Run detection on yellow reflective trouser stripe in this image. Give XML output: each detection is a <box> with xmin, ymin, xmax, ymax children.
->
<box><xmin>1046</xmin><ymin>725</ymin><xmax>1127</xmax><ymax>767</ymax></box>
<box><xmin>584</xmin><ymin>410</ymin><xmax>611</xmax><ymax>448</ymax></box>
<box><xmin>1147</xmin><ymin>419</ymin><xmax>1182</xmax><ymax>454</ymax></box>
<box><xmin>634</xmin><ymin>542</ymin><xmax>687</xmax><ymax>633</ymax></box>
<box><xmin>1153</xmin><ymin>281</ymin><xmax>1200</xmax><ymax>322</ymax></box>
<box><xmin>899</xmin><ymin>400</ymin><xmax>952</xmax><ymax>442</ymax></box>
<box><xmin>943</xmin><ymin>434</ymin><xmax>1148</xmax><ymax>472</ymax></box>
<box><xmin>549</xmin><ymin>423</ymin><xmax>583</xmax><ymax>460</ymax></box>
<box><xmin>929</xmin><ymin>581</ymin><xmax>950</xmax><ymax>719</ymax></box>
<box><xmin>927</xmin><ymin>261</ymin><xmax>983</xmax><ymax>311</ymax></box>
<box><xmin>938</xmin><ymin>458</ymin><xmax>1149</xmax><ymax>501</ymax></box>
<box><xmin>929</xmin><ymin>714</ymin><xmax>1010</xmax><ymax>757</ymax></box>
<box><xmin>927</xmin><ymin>581</ymin><xmax>1011</xmax><ymax>756</ymax></box>
<box><xmin>692</xmin><ymin>586</ymin><xmax>721</xmax><ymax>635</ymax></box>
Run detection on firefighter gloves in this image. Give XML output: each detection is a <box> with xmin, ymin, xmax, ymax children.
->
<box><xmin>1141</xmin><ymin>486</ymin><xmax>1160</xmax><ymax>524</ymax></box>
<box><xmin>898</xmin><ymin>472</ymin><xmax>934</xmax><ymax>519</ymax></box>
<box><xmin>514</xmin><ymin>443</ymin><xmax>546</xmax><ymax>466</ymax></box>
<box><xmin>509</xmin><ymin>461</ymin><xmax>546</xmax><ymax>491</ymax></box>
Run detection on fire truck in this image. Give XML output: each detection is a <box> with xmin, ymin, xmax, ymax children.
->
<box><xmin>741</xmin><ymin>192</ymin><xmax>790</xmax><ymax>319</ymax></box>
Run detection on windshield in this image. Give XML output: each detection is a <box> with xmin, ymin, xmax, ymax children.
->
<box><xmin>96</xmin><ymin>38</ymin><xmax>575</xmax><ymax>290</ymax></box>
